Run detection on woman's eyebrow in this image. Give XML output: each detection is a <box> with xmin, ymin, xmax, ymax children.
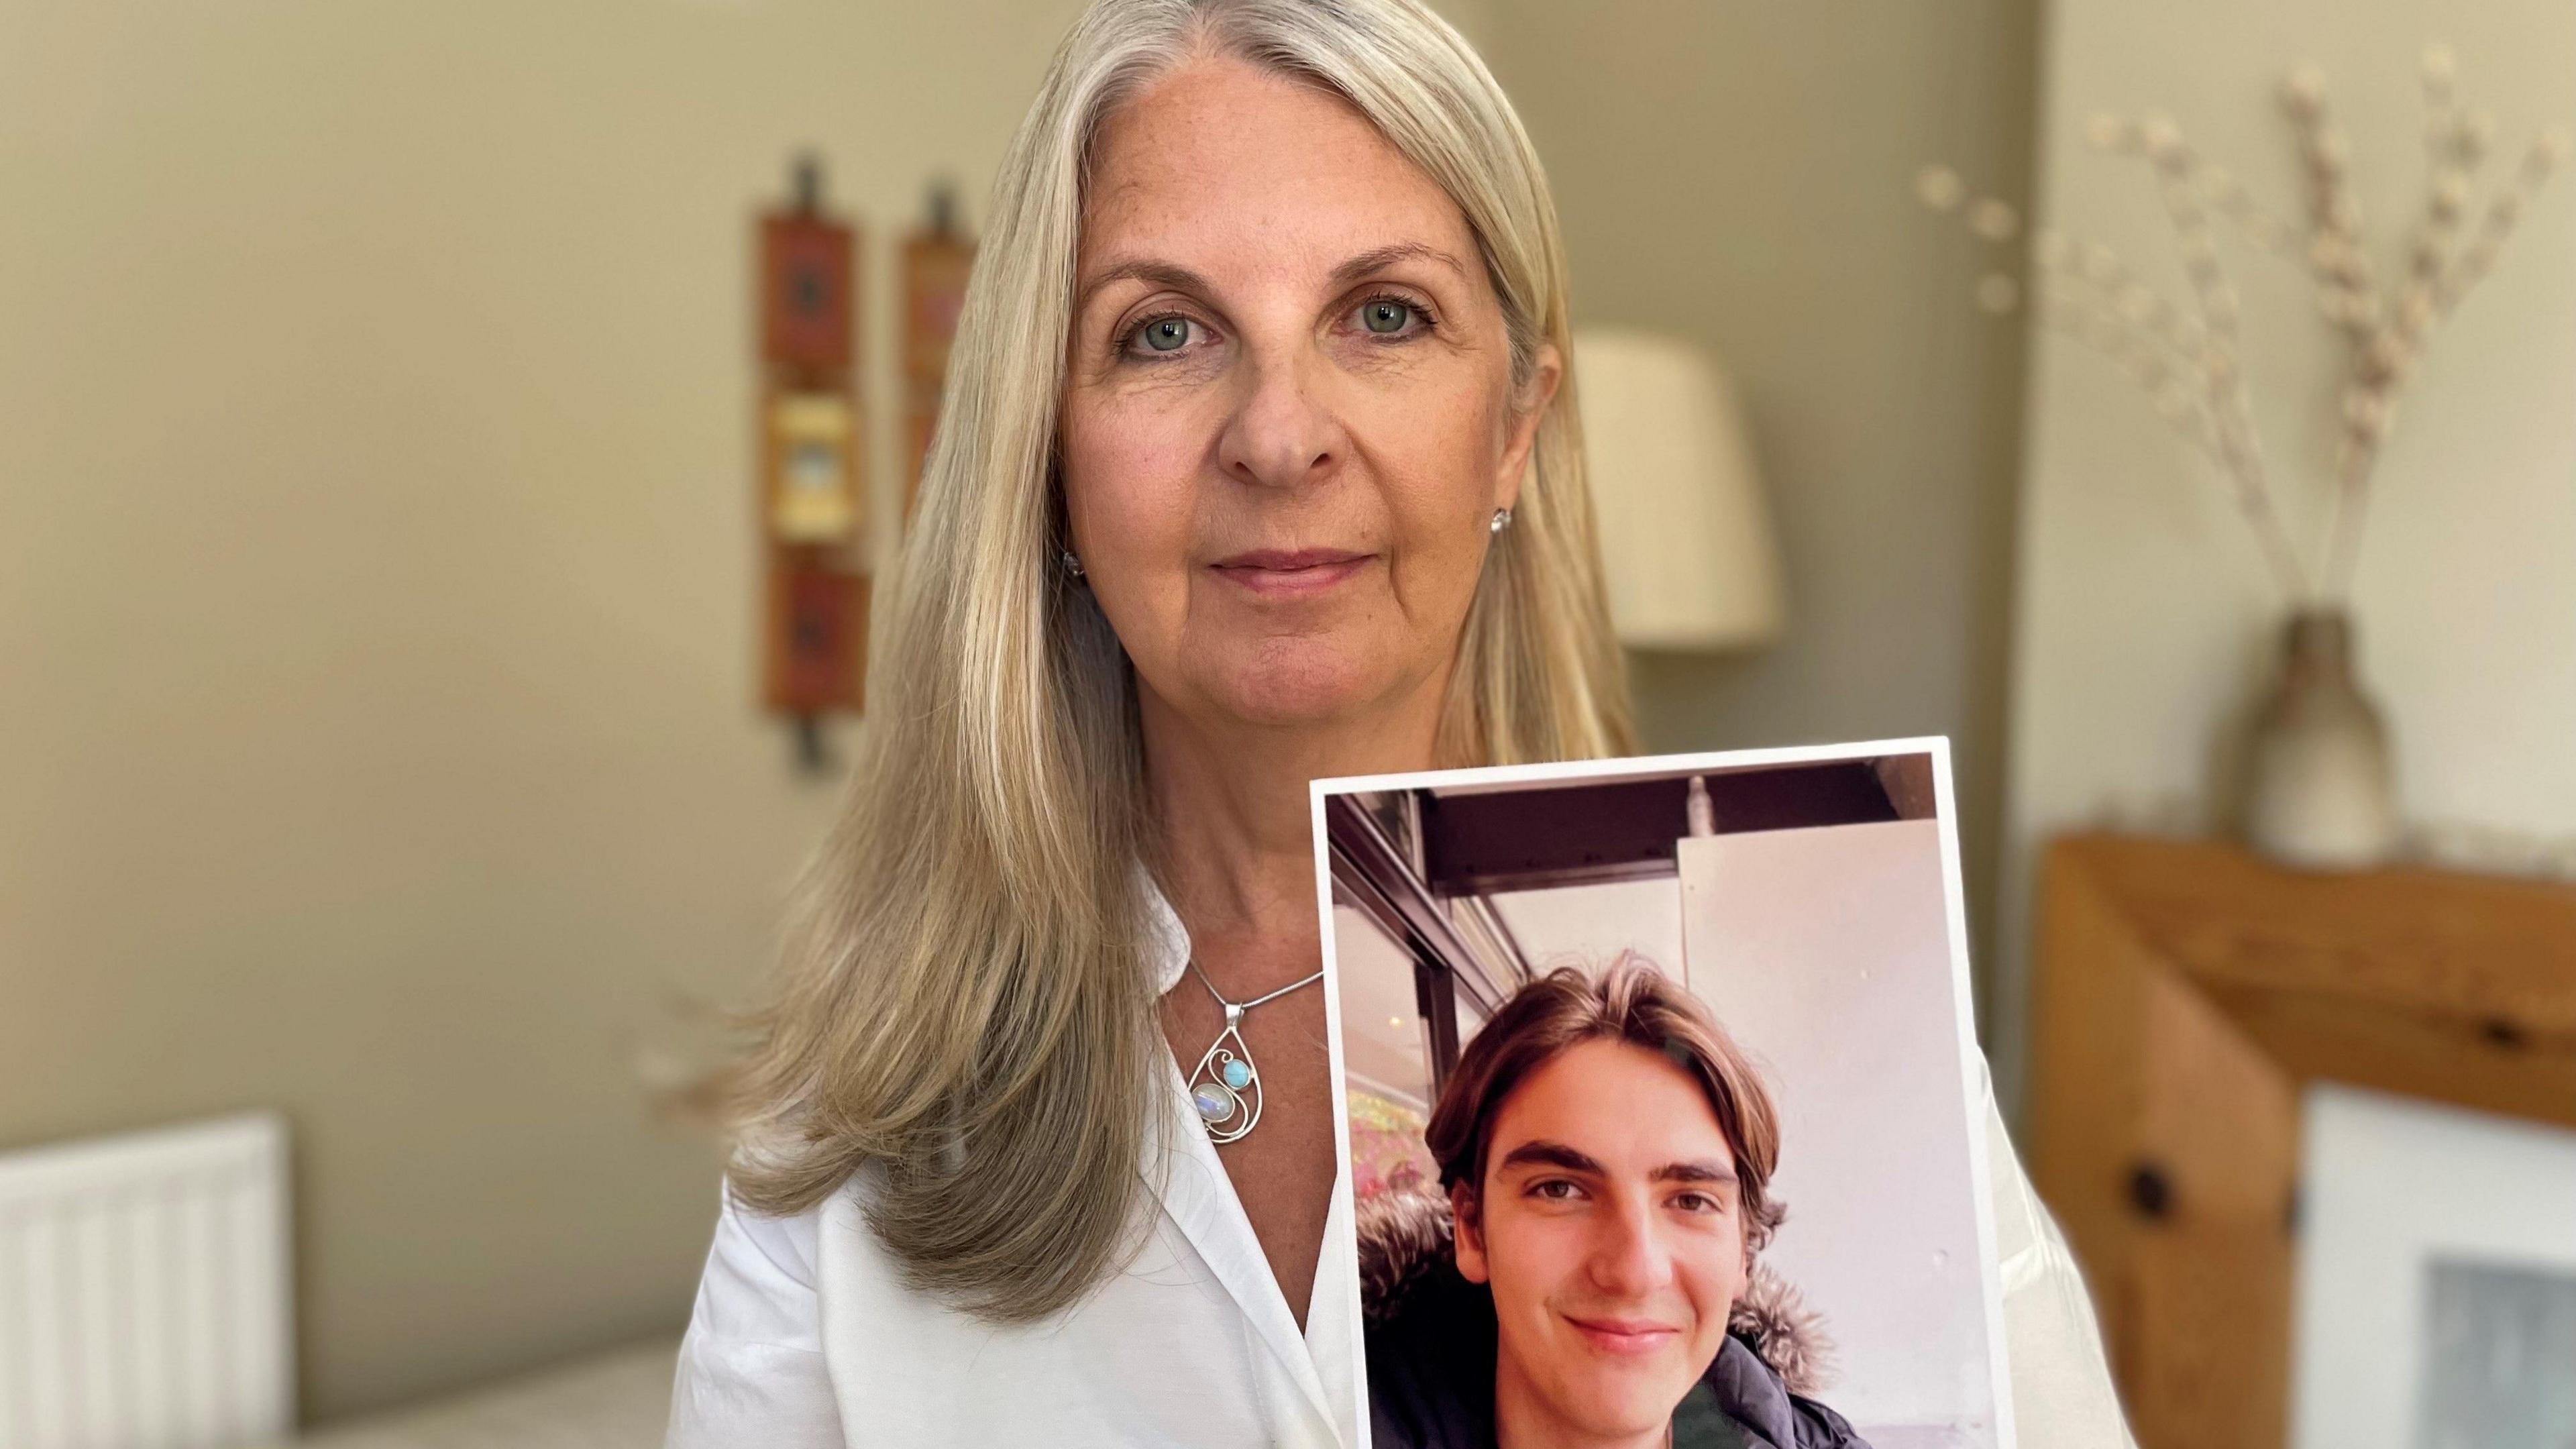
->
<box><xmin>1074</xmin><ymin>242</ymin><xmax>1468</xmax><ymax>314</ymax></box>
<box><xmin>1075</xmin><ymin>258</ymin><xmax>1210</xmax><ymax>313</ymax></box>
<box><xmin>1328</xmin><ymin>241</ymin><xmax>1468</xmax><ymax>288</ymax></box>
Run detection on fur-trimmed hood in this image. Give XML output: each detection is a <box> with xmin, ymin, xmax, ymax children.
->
<box><xmin>1356</xmin><ymin>1189</ymin><xmax>1871</xmax><ymax>1449</ymax></box>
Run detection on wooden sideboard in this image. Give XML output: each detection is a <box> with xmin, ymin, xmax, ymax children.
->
<box><xmin>2027</xmin><ymin>833</ymin><xmax>2576</xmax><ymax>1449</ymax></box>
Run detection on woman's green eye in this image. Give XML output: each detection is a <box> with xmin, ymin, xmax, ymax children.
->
<box><xmin>1362</xmin><ymin>300</ymin><xmax>1411</xmax><ymax>334</ymax></box>
<box><xmin>1141</xmin><ymin>317</ymin><xmax>1190</xmax><ymax>352</ymax></box>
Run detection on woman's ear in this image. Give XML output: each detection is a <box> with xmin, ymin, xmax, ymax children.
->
<box><xmin>1492</xmin><ymin>341</ymin><xmax>1562</xmax><ymax>516</ymax></box>
<box><xmin>1449</xmin><ymin>1180</ymin><xmax>1491</xmax><ymax>1285</ymax></box>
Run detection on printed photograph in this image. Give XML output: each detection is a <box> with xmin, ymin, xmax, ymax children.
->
<box><xmin>1315</xmin><ymin>741</ymin><xmax>2014</xmax><ymax>1449</ymax></box>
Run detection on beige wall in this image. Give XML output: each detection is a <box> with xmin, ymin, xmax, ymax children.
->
<box><xmin>0</xmin><ymin>0</ymin><xmax>2039</xmax><ymax>1420</ymax></box>
<box><xmin>1481</xmin><ymin>0</ymin><xmax>2040</xmax><ymax>1006</ymax></box>
<box><xmin>2000</xmin><ymin>0</ymin><xmax>2576</xmax><ymax>1103</ymax></box>
<box><xmin>0</xmin><ymin>0</ymin><xmax>1092</xmax><ymax>1419</ymax></box>
<box><xmin>1679</xmin><ymin>822</ymin><xmax>2000</xmax><ymax>1437</ymax></box>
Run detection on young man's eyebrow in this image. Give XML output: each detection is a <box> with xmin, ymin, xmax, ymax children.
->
<box><xmin>1653</xmin><ymin>1161</ymin><xmax>1739</xmax><ymax>1187</ymax></box>
<box><xmin>1495</xmin><ymin>1140</ymin><xmax>1604</xmax><ymax>1176</ymax></box>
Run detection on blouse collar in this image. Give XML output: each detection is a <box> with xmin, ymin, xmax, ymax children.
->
<box><xmin>1138</xmin><ymin>866</ymin><xmax>1193</xmax><ymax>996</ymax></box>
<box><xmin>1134</xmin><ymin>866</ymin><xmax>1357</xmax><ymax>1446</ymax></box>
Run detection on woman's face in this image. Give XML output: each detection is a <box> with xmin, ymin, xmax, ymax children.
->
<box><xmin>1060</xmin><ymin>54</ymin><xmax>1558</xmax><ymax>738</ymax></box>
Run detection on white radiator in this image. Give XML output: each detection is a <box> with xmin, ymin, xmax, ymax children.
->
<box><xmin>0</xmin><ymin>1113</ymin><xmax>294</xmax><ymax>1449</ymax></box>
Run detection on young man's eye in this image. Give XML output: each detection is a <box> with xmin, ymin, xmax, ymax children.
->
<box><xmin>1528</xmin><ymin>1177</ymin><xmax>1582</xmax><ymax>1201</ymax></box>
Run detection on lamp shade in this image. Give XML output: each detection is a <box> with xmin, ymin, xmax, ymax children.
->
<box><xmin>1573</xmin><ymin>328</ymin><xmax>1785</xmax><ymax>651</ymax></box>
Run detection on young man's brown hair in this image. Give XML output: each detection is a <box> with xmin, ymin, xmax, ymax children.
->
<box><xmin>1424</xmin><ymin>953</ymin><xmax>1787</xmax><ymax>1262</ymax></box>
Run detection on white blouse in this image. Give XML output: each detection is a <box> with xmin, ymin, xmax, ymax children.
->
<box><xmin>665</xmin><ymin>883</ymin><xmax>2135</xmax><ymax>1448</ymax></box>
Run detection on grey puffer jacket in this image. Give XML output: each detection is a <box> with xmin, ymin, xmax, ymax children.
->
<box><xmin>1358</xmin><ymin>1190</ymin><xmax>1874</xmax><ymax>1449</ymax></box>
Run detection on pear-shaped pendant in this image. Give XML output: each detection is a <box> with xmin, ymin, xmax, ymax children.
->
<box><xmin>1187</xmin><ymin>1006</ymin><xmax>1263</xmax><ymax>1144</ymax></box>
<box><xmin>1175</xmin><ymin>959</ymin><xmax>1323</xmax><ymax>1146</ymax></box>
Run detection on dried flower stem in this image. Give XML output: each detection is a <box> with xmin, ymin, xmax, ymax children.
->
<box><xmin>2037</xmin><ymin>286</ymin><xmax>2225</xmax><ymax>458</ymax></box>
<box><xmin>2316</xmin><ymin>61</ymin><xmax>2568</xmax><ymax>599</ymax></box>
<box><xmin>2148</xmin><ymin>128</ymin><xmax>2314</xmax><ymax>600</ymax></box>
<box><xmin>1924</xmin><ymin>58</ymin><xmax>2564</xmax><ymax>603</ymax></box>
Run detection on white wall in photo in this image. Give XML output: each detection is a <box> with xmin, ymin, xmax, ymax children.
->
<box><xmin>1680</xmin><ymin>819</ymin><xmax>2000</xmax><ymax>1446</ymax></box>
<box><xmin>1491</xmin><ymin>878</ymin><xmax>1686</xmax><ymax>979</ymax></box>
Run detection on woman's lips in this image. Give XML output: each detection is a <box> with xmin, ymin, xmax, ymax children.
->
<box><xmin>1208</xmin><ymin>549</ymin><xmax>1372</xmax><ymax>598</ymax></box>
<box><xmin>1562</xmin><ymin>1314</ymin><xmax>1683</xmax><ymax>1356</ymax></box>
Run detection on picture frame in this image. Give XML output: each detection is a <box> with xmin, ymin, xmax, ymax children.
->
<box><xmin>2290</xmin><ymin>1083</ymin><xmax>2576</xmax><ymax>1449</ymax></box>
<box><xmin>2028</xmin><ymin>834</ymin><xmax>2576</xmax><ymax>1449</ymax></box>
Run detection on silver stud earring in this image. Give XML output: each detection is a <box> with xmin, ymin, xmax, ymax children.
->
<box><xmin>1490</xmin><ymin>506</ymin><xmax>1514</xmax><ymax>535</ymax></box>
<box><xmin>1061</xmin><ymin>548</ymin><xmax>1085</xmax><ymax>578</ymax></box>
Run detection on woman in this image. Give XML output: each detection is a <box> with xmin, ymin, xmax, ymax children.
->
<box><xmin>667</xmin><ymin>1</ymin><xmax>2133</xmax><ymax>1445</ymax></box>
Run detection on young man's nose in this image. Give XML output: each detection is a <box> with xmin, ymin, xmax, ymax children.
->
<box><xmin>1582</xmin><ymin>1197</ymin><xmax>1676</xmax><ymax>1298</ymax></box>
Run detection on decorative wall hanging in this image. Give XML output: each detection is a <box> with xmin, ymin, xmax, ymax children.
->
<box><xmin>756</xmin><ymin>154</ymin><xmax>868</xmax><ymax>769</ymax></box>
<box><xmin>900</xmin><ymin>180</ymin><xmax>975</xmax><ymax>524</ymax></box>
<box><xmin>764</xmin><ymin>391</ymin><xmax>859</xmax><ymax>545</ymax></box>
<box><xmin>1919</xmin><ymin>48</ymin><xmax>2572</xmax><ymax>869</ymax></box>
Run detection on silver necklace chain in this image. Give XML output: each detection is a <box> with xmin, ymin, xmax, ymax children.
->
<box><xmin>1189</xmin><ymin>959</ymin><xmax>1324</xmax><ymax>1013</ymax></box>
<box><xmin>1179</xmin><ymin>959</ymin><xmax>1323</xmax><ymax>1144</ymax></box>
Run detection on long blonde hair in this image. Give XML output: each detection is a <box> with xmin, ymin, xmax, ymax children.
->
<box><xmin>722</xmin><ymin>0</ymin><xmax>1633</xmax><ymax>1322</ymax></box>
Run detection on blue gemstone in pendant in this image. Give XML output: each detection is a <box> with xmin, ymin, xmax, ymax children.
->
<box><xmin>1192</xmin><ymin>1083</ymin><xmax>1235</xmax><ymax>1122</ymax></box>
<box><xmin>1222</xmin><ymin>1059</ymin><xmax>1254</xmax><ymax>1090</ymax></box>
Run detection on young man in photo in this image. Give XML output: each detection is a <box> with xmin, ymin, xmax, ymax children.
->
<box><xmin>1361</xmin><ymin>957</ymin><xmax>1869</xmax><ymax>1449</ymax></box>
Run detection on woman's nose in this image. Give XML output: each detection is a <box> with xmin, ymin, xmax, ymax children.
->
<box><xmin>1215</xmin><ymin>344</ymin><xmax>1346</xmax><ymax>491</ymax></box>
<box><xmin>1584</xmin><ymin>1199</ymin><xmax>1675</xmax><ymax>1299</ymax></box>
